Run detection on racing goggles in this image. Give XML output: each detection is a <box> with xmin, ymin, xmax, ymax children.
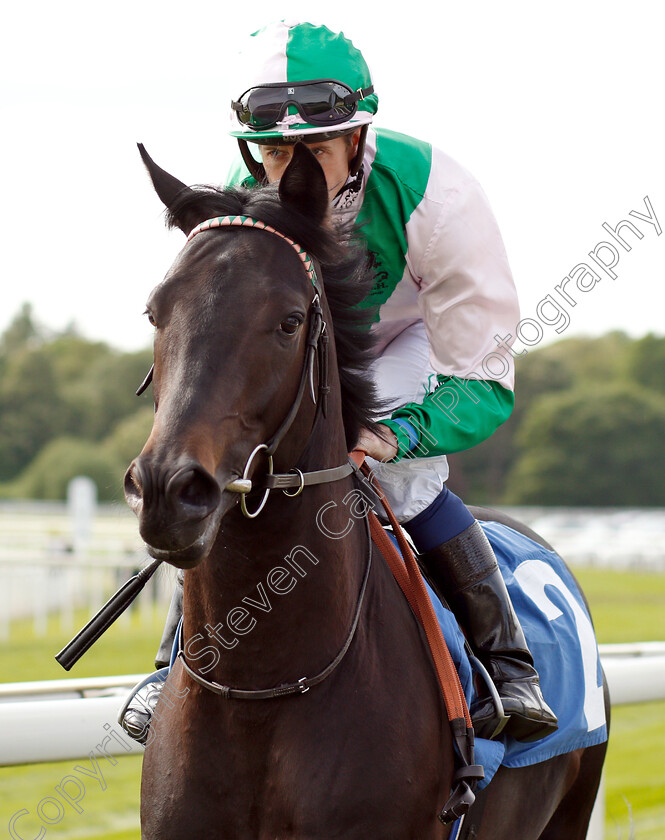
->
<box><xmin>232</xmin><ymin>79</ymin><xmax>374</xmax><ymax>130</ymax></box>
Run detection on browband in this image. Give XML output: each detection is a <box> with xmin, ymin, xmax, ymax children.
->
<box><xmin>187</xmin><ymin>215</ymin><xmax>319</xmax><ymax>289</ymax></box>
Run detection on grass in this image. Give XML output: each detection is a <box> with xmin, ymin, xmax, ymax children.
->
<box><xmin>573</xmin><ymin>568</ymin><xmax>665</xmax><ymax>840</ymax></box>
<box><xmin>604</xmin><ymin>701</ymin><xmax>665</xmax><ymax>840</ymax></box>
<box><xmin>1</xmin><ymin>608</ymin><xmax>162</xmax><ymax>839</ymax></box>
<box><xmin>1</xmin><ymin>567</ymin><xmax>664</xmax><ymax>839</ymax></box>
<box><xmin>2</xmin><ymin>757</ymin><xmax>142</xmax><ymax>840</ymax></box>
<box><xmin>574</xmin><ymin>566</ymin><xmax>665</xmax><ymax>643</ymax></box>
<box><xmin>2</xmin><ymin>605</ymin><xmax>165</xmax><ymax>684</ymax></box>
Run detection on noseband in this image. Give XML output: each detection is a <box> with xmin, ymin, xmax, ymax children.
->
<box><xmin>138</xmin><ymin>214</ymin><xmax>355</xmax><ymax>518</ymax></box>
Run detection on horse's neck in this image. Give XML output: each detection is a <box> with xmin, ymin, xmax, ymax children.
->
<box><xmin>181</xmin><ymin>466</ymin><xmax>368</xmax><ymax>690</ymax></box>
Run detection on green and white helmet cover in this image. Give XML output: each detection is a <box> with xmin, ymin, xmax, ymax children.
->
<box><xmin>229</xmin><ymin>20</ymin><xmax>378</xmax><ymax>140</ymax></box>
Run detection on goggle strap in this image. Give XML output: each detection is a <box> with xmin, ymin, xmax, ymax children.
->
<box><xmin>344</xmin><ymin>84</ymin><xmax>374</xmax><ymax>106</ymax></box>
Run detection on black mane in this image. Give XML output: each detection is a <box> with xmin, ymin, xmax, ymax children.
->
<box><xmin>166</xmin><ymin>182</ymin><xmax>386</xmax><ymax>450</ymax></box>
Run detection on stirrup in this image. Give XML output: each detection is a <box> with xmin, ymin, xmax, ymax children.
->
<box><xmin>468</xmin><ymin>655</ymin><xmax>510</xmax><ymax>740</ymax></box>
<box><xmin>469</xmin><ymin>656</ymin><xmax>558</xmax><ymax>742</ymax></box>
<box><xmin>117</xmin><ymin>668</ymin><xmax>169</xmax><ymax>745</ymax></box>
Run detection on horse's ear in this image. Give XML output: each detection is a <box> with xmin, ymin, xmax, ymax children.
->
<box><xmin>137</xmin><ymin>143</ymin><xmax>197</xmax><ymax>234</ymax></box>
<box><xmin>278</xmin><ymin>143</ymin><xmax>329</xmax><ymax>227</ymax></box>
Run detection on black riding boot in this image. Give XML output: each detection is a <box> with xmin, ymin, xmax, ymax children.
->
<box><xmin>420</xmin><ymin>522</ymin><xmax>558</xmax><ymax>743</ymax></box>
<box><xmin>119</xmin><ymin>573</ymin><xmax>183</xmax><ymax>744</ymax></box>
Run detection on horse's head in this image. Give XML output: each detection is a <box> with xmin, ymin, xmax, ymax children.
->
<box><xmin>125</xmin><ymin>143</ymin><xmax>380</xmax><ymax>568</ymax></box>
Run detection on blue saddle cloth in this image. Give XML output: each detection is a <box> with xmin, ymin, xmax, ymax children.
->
<box><xmin>413</xmin><ymin>519</ymin><xmax>608</xmax><ymax>788</ymax></box>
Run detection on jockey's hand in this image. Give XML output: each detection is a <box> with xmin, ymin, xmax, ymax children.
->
<box><xmin>356</xmin><ymin>425</ymin><xmax>398</xmax><ymax>462</ymax></box>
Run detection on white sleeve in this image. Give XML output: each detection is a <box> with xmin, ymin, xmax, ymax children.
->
<box><xmin>407</xmin><ymin>153</ymin><xmax>520</xmax><ymax>391</ymax></box>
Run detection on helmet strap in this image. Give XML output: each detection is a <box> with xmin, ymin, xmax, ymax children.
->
<box><xmin>350</xmin><ymin>125</ymin><xmax>368</xmax><ymax>176</ymax></box>
<box><xmin>237</xmin><ymin>139</ymin><xmax>267</xmax><ymax>185</ymax></box>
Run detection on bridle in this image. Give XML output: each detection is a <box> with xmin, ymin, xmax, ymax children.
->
<box><xmin>186</xmin><ymin>215</ymin><xmax>356</xmax><ymax>517</ymax></box>
<box><xmin>137</xmin><ymin>214</ymin><xmax>357</xmax><ymax>518</ymax></box>
<box><xmin>177</xmin><ymin>510</ymin><xmax>372</xmax><ymax>700</ymax></box>
<box><xmin>165</xmin><ymin>215</ymin><xmax>373</xmax><ymax>700</ymax></box>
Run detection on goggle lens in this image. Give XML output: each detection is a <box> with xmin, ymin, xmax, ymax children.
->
<box><xmin>233</xmin><ymin>80</ymin><xmax>366</xmax><ymax>130</ymax></box>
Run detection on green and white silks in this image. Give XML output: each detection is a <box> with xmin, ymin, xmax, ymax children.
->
<box><xmin>227</xmin><ymin>127</ymin><xmax>518</xmax><ymax>490</ymax></box>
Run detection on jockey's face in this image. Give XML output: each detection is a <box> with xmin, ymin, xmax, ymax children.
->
<box><xmin>259</xmin><ymin>131</ymin><xmax>361</xmax><ymax>199</ymax></box>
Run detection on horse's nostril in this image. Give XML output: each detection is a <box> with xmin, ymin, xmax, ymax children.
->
<box><xmin>124</xmin><ymin>463</ymin><xmax>144</xmax><ymax>508</ymax></box>
<box><xmin>179</xmin><ymin>472</ymin><xmax>213</xmax><ymax>507</ymax></box>
<box><xmin>169</xmin><ymin>466</ymin><xmax>221</xmax><ymax>517</ymax></box>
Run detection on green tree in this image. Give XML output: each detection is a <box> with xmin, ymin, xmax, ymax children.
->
<box><xmin>532</xmin><ymin>331</ymin><xmax>631</xmax><ymax>388</ymax></box>
<box><xmin>451</xmin><ymin>345</ymin><xmax>576</xmax><ymax>503</ymax></box>
<box><xmin>0</xmin><ymin>303</ymin><xmax>43</xmax><ymax>358</ymax></box>
<box><xmin>504</xmin><ymin>383</ymin><xmax>665</xmax><ymax>506</ymax></box>
<box><xmin>0</xmin><ymin>305</ymin><xmax>155</xmax><ymax>495</ymax></box>
<box><xmin>452</xmin><ymin>333</ymin><xmax>636</xmax><ymax>504</ymax></box>
<box><xmin>48</xmin><ymin>334</ymin><xmax>117</xmax><ymax>436</ymax></box>
<box><xmin>625</xmin><ymin>333</ymin><xmax>665</xmax><ymax>395</ymax></box>
<box><xmin>0</xmin><ymin>347</ymin><xmax>68</xmax><ymax>480</ymax></box>
<box><xmin>103</xmin><ymin>406</ymin><xmax>154</xmax><ymax>467</ymax></box>
<box><xmin>5</xmin><ymin>436</ymin><xmax>125</xmax><ymax>501</ymax></box>
<box><xmin>65</xmin><ymin>349</ymin><xmax>154</xmax><ymax>440</ymax></box>
<box><xmin>48</xmin><ymin>333</ymin><xmax>111</xmax><ymax>385</ymax></box>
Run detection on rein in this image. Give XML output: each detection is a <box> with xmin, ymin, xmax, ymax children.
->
<box><xmin>178</xmin><ymin>511</ymin><xmax>373</xmax><ymax>699</ymax></box>
<box><xmin>173</xmin><ymin>216</ymin><xmax>372</xmax><ymax>697</ymax></box>
<box><xmin>359</xmin><ymin>460</ymin><xmax>484</xmax><ymax>824</ymax></box>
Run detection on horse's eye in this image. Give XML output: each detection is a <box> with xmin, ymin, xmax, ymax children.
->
<box><xmin>280</xmin><ymin>314</ymin><xmax>304</xmax><ymax>335</ymax></box>
<box><xmin>144</xmin><ymin>309</ymin><xmax>157</xmax><ymax>327</ymax></box>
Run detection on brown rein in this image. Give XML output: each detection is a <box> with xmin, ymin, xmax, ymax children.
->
<box><xmin>354</xmin><ymin>456</ymin><xmax>484</xmax><ymax>824</ymax></box>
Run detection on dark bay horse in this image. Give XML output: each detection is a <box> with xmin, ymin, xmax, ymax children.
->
<box><xmin>126</xmin><ymin>143</ymin><xmax>608</xmax><ymax>839</ymax></box>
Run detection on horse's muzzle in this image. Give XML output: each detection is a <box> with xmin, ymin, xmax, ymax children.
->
<box><xmin>124</xmin><ymin>458</ymin><xmax>225</xmax><ymax>567</ymax></box>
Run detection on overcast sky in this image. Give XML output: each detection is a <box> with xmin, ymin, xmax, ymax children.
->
<box><xmin>2</xmin><ymin>1</ymin><xmax>663</xmax><ymax>352</ymax></box>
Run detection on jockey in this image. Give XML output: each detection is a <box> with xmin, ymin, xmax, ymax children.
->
<box><xmin>121</xmin><ymin>20</ymin><xmax>557</xmax><ymax>746</ymax></box>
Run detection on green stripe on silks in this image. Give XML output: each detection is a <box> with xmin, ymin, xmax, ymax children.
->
<box><xmin>382</xmin><ymin>377</ymin><xmax>515</xmax><ymax>461</ymax></box>
<box><xmin>226</xmin><ymin>127</ymin><xmax>433</xmax><ymax>317</ymax></box>
<box><xmin>355</xmin><ymin>128</ymin><xmax>432</xmax><ymax>316</ymax></box>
